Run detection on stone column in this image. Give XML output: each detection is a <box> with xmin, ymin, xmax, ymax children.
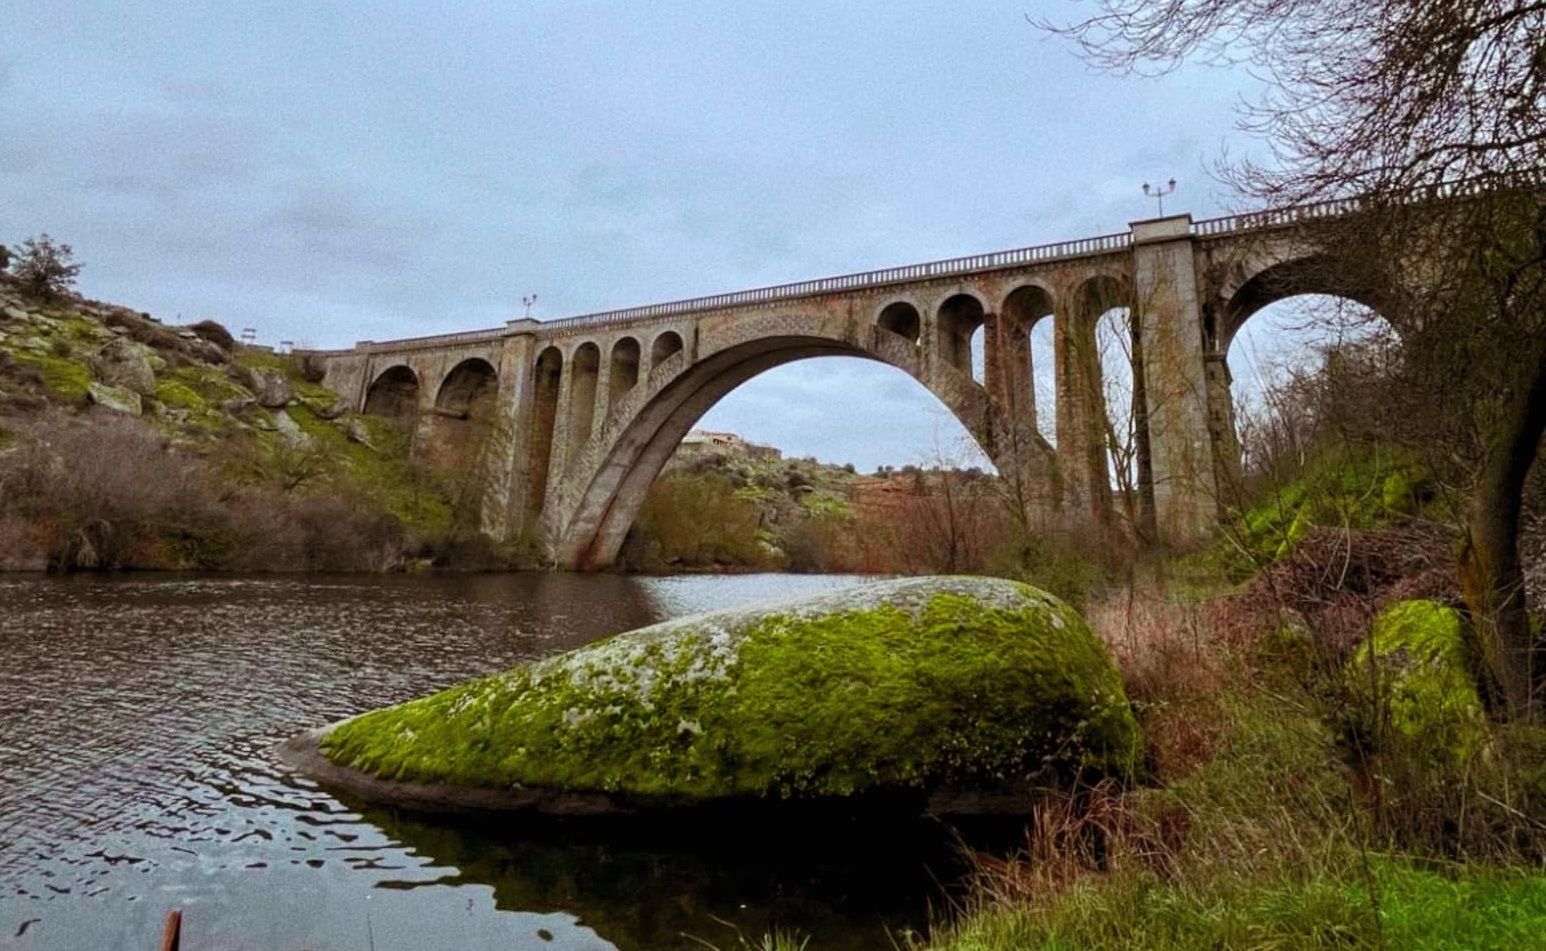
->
<box><xmin>1130</xmin><ymin>216</ymin><xmax>1218</xmax><ymax>545</ymax></box>
<box><xmin>1053</xmin><ymin>302</ymin><xmax>1112</xmax><ymax>528</ymax></box>
<box><xmin>488</xmin><ymin>329</ymin><xmax>537</xmax><ymax>539</ymax></box>
<box><xmin>985</xmin><ymin>312</ymin><xmax>1034</xmax><ymax>428</ymax></box>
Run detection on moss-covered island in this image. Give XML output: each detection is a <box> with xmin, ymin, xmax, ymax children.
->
<box><xmin>306</xmin><ymin>576</ymin><xmax>1141</xmax><ymax>812</ymax></box>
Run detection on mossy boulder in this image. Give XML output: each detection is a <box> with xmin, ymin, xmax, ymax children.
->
<box><xmin>313</xmin><ymin>576</ymin><xmax>1141</xmax><ymax>811</ymax></box>
<box><xmin>1344</xmin><ymin>600</ymin><xmax>1488</xmax><ymax>763</ymax></box>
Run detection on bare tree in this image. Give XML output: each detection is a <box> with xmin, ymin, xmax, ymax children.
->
<box><xmin>1046</xmin><ymin>0</ymin><xmax>1546</xmax><ymax>717</ymax></box>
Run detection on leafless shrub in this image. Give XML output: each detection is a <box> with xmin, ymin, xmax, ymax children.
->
<box><xmin>187</xmin><ymin>319</ymin><xmax>235</xmax><ymax>352</ymax></box>
<box><xmin>9</xmin><ymin>234</ymin><xmax>82</xmax><ymax>300</ymax></box>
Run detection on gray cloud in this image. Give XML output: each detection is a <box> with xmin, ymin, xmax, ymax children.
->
<box><xmin>4</xmin><ymin>1</ymin><xmax>1267</xmax><ymax>465</ymax></box>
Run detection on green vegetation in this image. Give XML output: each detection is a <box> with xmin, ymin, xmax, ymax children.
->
<box><xmin>1343</xmin><ymin>600</ymin><xmax>1488</xmax><ymax>765</ymax></box>
<box><xmin>931</xmin><ymin>856</ymin><xmax>1546</xmax><ymax>951</ymax></box>
<box><xmin>12</xmin><ymin>351</ymin><xmax>92</xmax><ymax>404</ymax></box>
<box><xmin>321</xmin><ymin>577</ymin><xmax>1141</xmax><ymax>800</ymax></box>
<box><xmin>919</xmin><ymin>597</ymin><xmax>1546</xmax><ymax>950</ymax></box>
<box><xmin>1210</xmin><ymin>448</ymin><xmax>1436</xmax><ymax>580</ymax></box>
<box><xmin>0</xmin><ymin>276</ymin><xmax>481</xmax><ymax>571</ymax></box>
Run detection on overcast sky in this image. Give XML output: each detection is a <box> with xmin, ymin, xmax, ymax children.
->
<box><xmin>3</xmin><ymin>2</ymin><xmax>1310</xmax><ymax>470</ymax></box>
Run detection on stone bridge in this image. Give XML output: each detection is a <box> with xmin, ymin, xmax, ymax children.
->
<box><xmin>309</xmin><ymin>200</ymin><xmax>1384</xmax><ymax>568</ymax></box>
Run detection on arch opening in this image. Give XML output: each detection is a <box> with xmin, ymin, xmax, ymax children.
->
<box><xmin>525</xmin><ymin>346</ymin><xmax>563</xmax><ymax>521</ymax></box>
<box><xmin>1001</xmin><ymin>285</ymin><xmax>1057</xmax><ymax>445</ymax></box>
<box><xmin>553</xmin><ymin>336</ymin><xmax>999</xmax><ymax>570</ymax></box>
<box><xmin>937</xmin><ymin>294</ymin><xmax>985</xmax><ymax>377</ymax></box>
<box><xmin>1220</xmin><ymin>289</ymin><xmax>1396</xmax><ymax>495</ymax></box>
<box><xmin>434</xmin><ymin>358</ymin><xmax>498</xmax><ymax>419</ymax></box>
<box><xmin>363</xmin><ymin>365</ymin><xmax>419</xmax><ymax>423</ymax></box>
<box><xmin>1069</xmin><ymin>275</ymin><xmax>1153</xmax><ymax>534</ymax></box>
<box><xmin>651</xmin><ymin>331</ymin><xmax>684</xmax><ymax>368</ymax></box>
<box><xmin>877</xmin><ymin>301</ymin><xmax>922</xmax><ymax>345</ymax></box>
<box><xmin>425</xmin><ymin>358</ymin><xmax>500</xmax><ymax>519</ymax></box>
<box><xmin>568</xmin><ymin>342</ymin><xmax>602</xmax><ymax>447</ymax></box>
<box><xmin>609</xmin><ymin>337</ymin><xmax>641</xmax><ymax>408</ymax></box>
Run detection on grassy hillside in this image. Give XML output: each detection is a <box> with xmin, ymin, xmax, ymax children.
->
<box><xmin>0</xmin><ymin>277</ymin><xmax>493</xmax><ymax>571</ymax></box>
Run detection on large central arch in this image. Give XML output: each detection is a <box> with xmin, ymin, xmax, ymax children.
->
<box><xmin>543</xmin><ymin>324</ymin><xmax>1010</xmax><ymax>569</ymax></box>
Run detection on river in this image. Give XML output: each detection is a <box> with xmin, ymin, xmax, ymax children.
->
<box><xmin>0</xmin><ymin>573</ymin><xmax>983</xmax><ymax>950</ymax></box>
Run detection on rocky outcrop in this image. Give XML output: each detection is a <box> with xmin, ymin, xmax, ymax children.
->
<box><xmin>299</xmin><ymin>576</ymin><xmax>1141</xmax><ymax>814</ymax></box>
<box><xmin>91</xmin><ymin>338</ymin><xmax>157</xmax><ymax>396</ymax></box>
<box><xmin>252</xmin><ymin>369</ymin><xmax>293</xmax><ymax>409</ymax></box>
<box><xmin>86</xmin><ymin>381</ymin><xmax>143</xmax><ymax>415</ymax></box>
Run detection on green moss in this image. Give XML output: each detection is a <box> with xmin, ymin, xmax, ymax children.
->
<box><xmin>153</xmin><ymin>378</ymin><xmax>206</xmax><ymax>411</ymax></box>
<box><xmin>14</xmin><ymin>353</ymin><xmax>91</xmax><ymax>404</ymax></box>
<box><xmin>1345</xmin><ymin>600</ymin><xmax>1487</xmax><ymax>764</ymax></box>
<box><xmin>165</xmin><ymin>363</ymin><xmax>247</xmax><ymax>405</ymax></box>
<box><xmin>322</xmin><ymin>579</ymin><xmax>1141</xmax><ymax>801</ymax></box>
<box><xmin>1208</xmin><ymin>448</ymin><xmax>1435</xmax><ymax>579</ymax></box>
<box><xmin>286</xmin><ymin>403</ymin><xmax>454</xmax><ymax>536</ymax></box>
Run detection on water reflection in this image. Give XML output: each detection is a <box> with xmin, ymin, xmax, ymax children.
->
<box><xmin>0</xmin><ymin>572</ymin><xmax>942</xmax><ymax>950</ymax></box>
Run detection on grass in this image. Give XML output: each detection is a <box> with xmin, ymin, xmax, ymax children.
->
<box><xmin>917</xmin><ymin>581</ymin><xmax>1546</xmax><ymax>951</ymax></box>
<box><xmin>13</xmin><ymin>352</ymin><xmax>92</xmax><ymax>404</ymax></box>
<box><xmin>930</xmin><ymin>858</ymin><xmax>1546</xmax><ymax>951</ymax></box>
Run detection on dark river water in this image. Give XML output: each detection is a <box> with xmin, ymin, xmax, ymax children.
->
<box><xmin>0</xmin><ymin>573</ymin><xmax>984</xmax><ymax>950</ymax></box>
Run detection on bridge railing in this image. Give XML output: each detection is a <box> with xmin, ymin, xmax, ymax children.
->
<box><xmin>355</xmin><ymin>327</ymin><xmax>509</xmax><ymax>354</ymax></box>
<box><xmin>538</xmin><ymin>230</ymin><xmax>1132</xmax><ymax>331</ymax></box>
<box><xmin>1191</xmin><ymin>196</ymin><xmax>1366</xmax><ymax>236</ymax></box>
<box><xmin>343</xmin><ymin>173</ymin><xmax>1546</xmax><ymax>353</ymax></box>
<box><xmin>1192</xmin><ymin>170</ymin><xmax>1545</xmax><ymax>237</ymax></box>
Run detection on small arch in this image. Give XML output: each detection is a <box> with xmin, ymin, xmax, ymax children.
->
<box><xmin>937</xmin><ymin>293</ymin><xmax>985</xmax><ymax>377</ymax></box>
<box><xmin>526</xmin><ymin>346</ymin><xmax>563</xmax><ymax>522</ymax></box>
<box><xmin>651</xmin><ymin>330</ymin><xmax>684</xmax><ymax>367</ymax></box>
<box><xmin>609</xmin><ymin>337</ymin><xmax>641</xmax><ymax>406</ymax></box>
<box><xmin>1002</xmin><ymin>285</ymin><xmax>1054</xmax><ymax>330</ymax></box>
<box><xmin>568</xmin><ymin>342</ymin><xmax>602</xmax><ymax>445</ymax></box>
<box><xmin>876</xmin><ymin>301</ymin><xmax>922</xmax><ymax>344</ymax></box>
<box><xmin>363</xmin><ymin>365</ymin><xmax>419</xmax><ymax>422</ymax></box>
<box><xmin>435</xmin><ymin>357</ymin><xmax>498</xmax><ymax>419</ymax></box>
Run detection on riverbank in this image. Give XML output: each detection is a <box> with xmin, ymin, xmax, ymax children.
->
<box><xmin>909</xmin><ymin>537</ymin><xmax>1546</xmax><ymax>949</ymax></box>
<box><xmin>0</xmin><ymin>277</ymin><xmax>517</xmax><ymax>572</ymax></box>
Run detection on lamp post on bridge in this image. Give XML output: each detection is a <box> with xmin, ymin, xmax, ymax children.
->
<box><xmin>522</xmin><ymin>294</ymin><xmax>538</xmax><ymax>320</ymax></box>
<box><xmin>1142</xmin><ymin>178</ymin><xmax>1178</xmax><ymax>216</ymax></box>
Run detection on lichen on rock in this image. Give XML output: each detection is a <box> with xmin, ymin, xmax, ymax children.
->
<box><xmin>318</xmin><ymin>576</ymin><xmax>1142</xmax><ymax>807</ymax></box>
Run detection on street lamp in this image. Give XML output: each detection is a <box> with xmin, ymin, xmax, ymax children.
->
<box><xmin>522</xmin><ymin>294</ymin><xmax>538</xmax><ymax>320</ymax></box>
<box><xmin>1142</xmin><ymin>178</ymin><xmax>1178</xmax><ymax>216</ymax></box>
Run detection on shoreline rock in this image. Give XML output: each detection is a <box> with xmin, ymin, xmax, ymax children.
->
<box><xmin>294</xmin><ymin>576</ymin><xmax>1142</xmax><ymax>815</ymax></box>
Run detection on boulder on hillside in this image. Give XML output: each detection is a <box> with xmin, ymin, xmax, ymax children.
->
<box><xmin>344</xmin><ymin>418</ymin><xmax>375</xmax><ymax>449</ymax></box>
<box><xmin>91</xmin><ymin>338</ymin><xmax>157</xmax><ymax>396</ymax></box>
<box><xmin>295</xmin><ymin>576</ymin><xmax>1141</xmax><ymax>815</ymax></box>
<box><xmin>1343</xmin><ymin>599</ymin><xmax>1489</xmax><ymax>765</ymax></box>
<box><xmin>273</xmin><ymin>409</ymin><xmax>310</xmax><ymax>447</ymax></box>
<box><xmin>252</xmin><ymin>369</ymin><xmax>293</xmax><ymax>408</ymax></box>
<box><xmin>87</xmin><ymin>381</ymin><xmax>143</xmax><ymax>416</ymax></box>
<box><xmin>312</xmin><ymin>395</ymin><xmax>350</xmax><ymax>420</ymax></box>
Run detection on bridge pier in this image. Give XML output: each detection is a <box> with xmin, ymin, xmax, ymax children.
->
<box><xmin>1132</xmin><ymin>215</ymin><xmax>1220</xmax><ymax>545</ymax></box>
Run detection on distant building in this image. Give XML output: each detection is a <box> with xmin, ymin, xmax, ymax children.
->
<box><xmin>678</xmin><ymin>429</ymin><xmax>782</xmax><ymax>460</ymax></box>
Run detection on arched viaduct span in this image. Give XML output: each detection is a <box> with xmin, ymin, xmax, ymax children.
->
<box><xmin>308</xmin><ymin>200</ymin><xmax>1382</xmax><ymax>568</ymax></box>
